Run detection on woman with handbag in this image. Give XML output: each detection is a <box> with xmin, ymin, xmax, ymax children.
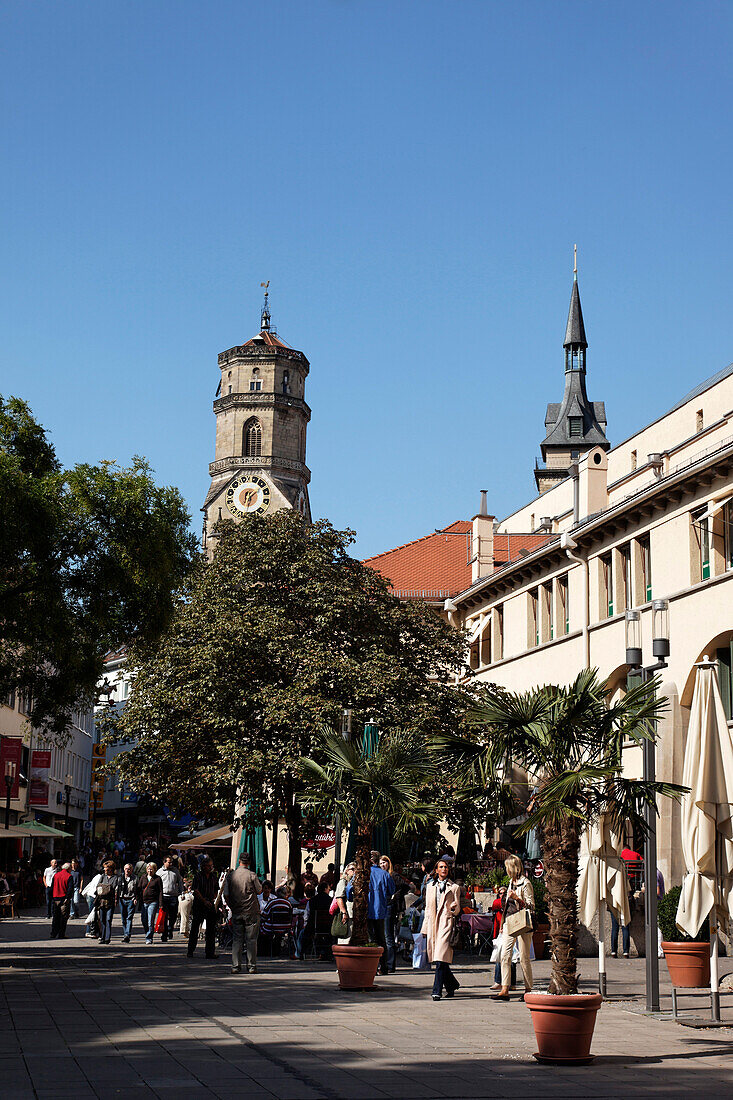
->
<box><xmin>424</xmin><ymin>858</ymin><xmax>462</xmax><ymax>1001</ymax></box>
<box><xmin>331</xmin><ymin>862</ymin><xmax>355</xmax><ymax>944</ymax></box>
<box><xmin>493</xmin><ymin>855</ymin><xmax>534</xmax><ymax>1000</ymax></box>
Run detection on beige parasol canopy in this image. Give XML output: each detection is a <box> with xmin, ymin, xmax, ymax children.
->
<box><xmin>676</xmin><ymin>661</ymin><xmax>733</xmax><ymax>938</ymax></box>
<box><xmin>578</xmin><ymin>812</ymin><xmax>631</xmax><ymax>929</ymax></box>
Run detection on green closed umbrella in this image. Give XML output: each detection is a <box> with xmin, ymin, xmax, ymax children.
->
<box><xmin>236</xmin><ymin>802</ymin><xmax>270</xmax><ymax>880</ymax></box>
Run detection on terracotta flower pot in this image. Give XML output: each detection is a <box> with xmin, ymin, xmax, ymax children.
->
<box><xmin>661</xmin><ymin>941</ymin><xmax>710</xmax><ymax>988</ymax></box>
<box><xmin>525</xmin><ymin>991</ymin><xmax>603</xmax><ymax>1064</ymax></box>
<box><xmin>332</xmin><ymin>945</ymin><xmax>384</xmax><ymax>990</ymax></box>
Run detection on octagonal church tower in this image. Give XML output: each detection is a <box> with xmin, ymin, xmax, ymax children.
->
<box><xmin>202</xmin><ymin>290</ymin><xmax>311</xmax><ymax>552</ymax></box>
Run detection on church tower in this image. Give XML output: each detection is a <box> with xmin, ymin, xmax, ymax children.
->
<box><xmin>534</xmin><ymin>253</ymin><xmax>609</xmax><ymax>494</ymax></box>
<box><xmin>202</xmin><ymin>289</ymin><xmax>311</xmax><ymax>551</ymax></box>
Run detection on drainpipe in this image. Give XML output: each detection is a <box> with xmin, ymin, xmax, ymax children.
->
<box><xmin>561</xmin><ymin>531</ymin><xmax>590</xmax><ymax>668</ymax></box>
<box><xmin>569</xmin><ymin>461</ymin><xmax>580</xmax><ymax>527</ymax></box>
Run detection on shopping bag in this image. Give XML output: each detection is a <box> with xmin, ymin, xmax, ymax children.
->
<box><xmin>412</xmin><ymin>931</ymin><xmax>428</xmax><ymax>970</ymax></box>
<box><xmin>490</xmin><ymin>931</ymin><xmax>504</xmax><ymax>964</ymax></box>
<box><xmin>154</xmin><ymin>907</ymin><xmax>165</xmax><ymax>933</ymax></box>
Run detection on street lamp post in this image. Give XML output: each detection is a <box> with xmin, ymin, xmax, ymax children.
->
<box><xmin>333</xmin><ymin>706</ymin><xmax>353</xmax><ymax>876</ymax></box>
<box><xmin>64</xmin><ymin>772</ymin><xmax>73</xmax><ymax>834</ymax></box>
<box><xmin>4</xmin><ymin>761</ymin><xmax>16</xmax><ymax>830</ymax></box>
<box><xmin>625</xmin><ymin>598</ymin><xmax>670</xmax><ymax>1015</ymax></box>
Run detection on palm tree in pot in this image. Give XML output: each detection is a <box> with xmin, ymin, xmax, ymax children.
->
<box><xmin>299</xmin><ymin>724</ymin><xmax>437</xmax><ymax>987</ymax></box>
<box><xmin>443</xmin><ymin>670</ymin><xmax>683</xmax><ymax>1060</ymax></box>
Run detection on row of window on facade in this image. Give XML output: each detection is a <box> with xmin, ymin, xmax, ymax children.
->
<box><xmin>225</xmin><ymin>367</ymin><xmax>293</xmax><ymax>396</ymax></box>
<box><xmin>467</xmin><ymin>504</ymin><xmax>733</xmax><ymax>673</ymax></box>
<box><xmin>2</xmin><ymin>690</ymin><xmax>95</xmax><ymax>737</ymax></box>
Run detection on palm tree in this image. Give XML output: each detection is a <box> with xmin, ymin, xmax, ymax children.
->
<box><xmin>299</xmin><ymin>726</ymin><xmax>438</xmax><ymax>945</ymax></box>
<box><xmin>442</xmin><ymin>669</ymin><xmax>684</xmax><ymax>995</ymax></box>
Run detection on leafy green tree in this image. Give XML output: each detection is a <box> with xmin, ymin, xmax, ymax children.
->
<box><xmin>0</xmin><ymin>395</ymin><xmax>197</xmax><ymax>737</ymax></box>
<box><xmin>299</xmin><ymin>725</ymin><xmax>438</xmax><ymax>944</ymax></box>
<box><xmin>442</xmin><ymin>670</ymin><xmax>683</xmax><ymax>995</ymax></box>
<box><xmin>109</xmin><ymin>511</ymin><xmax>469</xmax><ymax>874</ymax></box>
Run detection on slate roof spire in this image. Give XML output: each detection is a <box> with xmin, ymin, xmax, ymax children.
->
<box><xmin>563</xmin><ymin>246</ymin><xmax>587</xmax><ymax>352</ymax></box>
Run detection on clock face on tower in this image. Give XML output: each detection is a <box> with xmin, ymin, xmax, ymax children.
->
<box><xmin>225</xmin><ymin>476</ymin><xmax>271</xmax><ymax>517</ymax></box>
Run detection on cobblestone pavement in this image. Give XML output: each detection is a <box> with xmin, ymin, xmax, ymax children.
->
<box><xmin>1</xmin><ymin>910</ymin><xmax>732</xmax><ymax>1099</ymax></box>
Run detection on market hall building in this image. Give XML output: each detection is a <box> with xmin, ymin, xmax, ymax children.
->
<box><xmin>365</xmin><ymin>268</ymin><xmax>733</xmax><ymax>891</ymax></box>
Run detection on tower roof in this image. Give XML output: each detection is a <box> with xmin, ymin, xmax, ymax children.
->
<box><xmin>563</xmin><ymin>279</ymin><xmax>587</xmax><ymax>349</ymax></box>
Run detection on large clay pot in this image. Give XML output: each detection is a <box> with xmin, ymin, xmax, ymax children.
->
<box><xmin>661</xmin><ymin>941</ymin><xmax>710</xmax><ymax>987</ymax></box>
<box><xmin>525</xmin><ymin>992</ymin><xmax>603</xmax><ymax>1064</ymax></box>
<box><xmin>532</xmin><ymin>924</ymin><xmax>550</xmax><ymax>961</ymax></box>
<box><xmin>332</xmin><ymin>945</ymin><xmax>384</xmax><ymax>990</ymax></box>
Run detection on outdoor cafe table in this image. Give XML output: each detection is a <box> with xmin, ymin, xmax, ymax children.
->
<box><xmin>460</xmin><ymin>912</ymin><xmax>494</xmax><ymax>936</ymax></box>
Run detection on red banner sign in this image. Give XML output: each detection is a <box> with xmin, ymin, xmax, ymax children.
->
<box><xmin>0</xmin><ymin>737</ymin><xmax>23</xmax><ymax>800</ymax></box>
<box><xmin>29</xmin><ymin>750</ymin><xmax>52</xmax><ymax>806</ymax></box>
<box><xmin>302</xmin><ymin>828</ymin><xmax>336</xmax><ymax>851</ymax></box>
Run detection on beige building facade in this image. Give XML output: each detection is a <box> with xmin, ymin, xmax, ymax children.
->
<box><xmin>451</xmin><ymin>363</ymin><xmax>733</xmax><ymax>889</ymax></box>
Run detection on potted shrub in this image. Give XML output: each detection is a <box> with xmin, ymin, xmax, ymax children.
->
<box><xmin>299</xmin><ymin>725</ymin><xmax>437</xmax><ymax>990</ymax></box>
<box><xmin>444</xmin><ymin>670</ymin><xmax>682</xmax><ymax>1063</ymax></box>
<box><xmin>658</xmin><ymin>885</ymin><xmax>710</xmax><ymax>987</ymax></box>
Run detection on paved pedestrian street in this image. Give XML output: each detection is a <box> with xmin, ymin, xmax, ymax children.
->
<box><xmin>1</xmin><ymin>912</ymin><xmax>732</xmax><ymax>1100</ymax></box>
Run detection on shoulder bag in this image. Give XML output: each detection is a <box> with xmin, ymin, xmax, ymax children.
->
<box><xmin>331</xmin><ymin>911</ymin><xmax>348</xmax><ymax>938</ymax></box>
<box><xmin>504</xmin><ymin>908</ymin><xmax>532</xmax><ymax>935</ymax></box>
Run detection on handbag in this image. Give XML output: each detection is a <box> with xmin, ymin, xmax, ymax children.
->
<box><xmin>505</xmin><ymin>908</ymin><xmax>532</xmax><ymax>936</ymax></box>
<box><xmin>329</xmin><ymin>897</ymin><xmax>340</xmax><ymax>916</ymax></box>
<box><xmin>449</xmin><ymin>915</ymin><xmax>463</xmax><ymax>948</ymax></box>
<box><xmin>331</xmin><ymin>911</ymin><xmax>348</xmax><ymax>938</ymax></box>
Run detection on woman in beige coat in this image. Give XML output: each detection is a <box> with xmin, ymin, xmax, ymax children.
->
<box><xmin>493</xmin><ymin>854</ymin><xmax>534</xmax><ymax>1000</ymax></box>
<box><xmin>424</xmin><ymin>858</ymin><xmax>462</xmax><ymax>1000</ymax></box>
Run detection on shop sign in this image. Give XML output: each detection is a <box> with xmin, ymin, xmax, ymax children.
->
<box><xmin>29</xmin><ymin>749</ymin><xmax>52</xmax><ymax>806</ymax></box>
<box><xmin>0</xmin><ymin>737</ymin><xmax>23</xmax><ymax>800</ymax></box>
<box><xmin>533</xmin><ymin>860</ymin><xmax>544</xmax><ymax>878</ymax></box>
<box><xmin>302</xmin><ymin>827</ymin><xmax>336</xmax><ymax>851</ymax></box>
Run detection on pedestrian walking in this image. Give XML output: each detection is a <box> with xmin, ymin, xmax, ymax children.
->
<box><xmin>95</xmin><ymin>860</ymin><xmax>119</xmax><ymax>944</ymax></box>
<box><xmin>138</xmin><ymin>862</ymin><xmax>164</xmax><ymax>946</ymax></box>
<box><xmin>43</xmin><ymin>858</ymin><xmax>57</xmax><ymax>918</ymax></box>
<box><xmin>118</xmin><ymin>863</ymin><xmax>138</xmax><ymax>942</ymax></box>
<box><xmin>492</xmin><ymin>855</ymin><xmax>534</xmax><ymax>1000</ymax></box>
<box><xmin>178</xmin><ymin>876</ymin><xmax>194</xmax><ymax>935</ymax></box>
<box><xmin>333</xmin><ymin>863</ymin><xmax>355</xmax><ymax>945</ymax></box>
<box><xmin>157</xmin><ymin>855</ymin><xmax>184</xmax><ymax>942</ymax></box>
<box><xmin>425</xmin><ymin>857</ymin><xmax>461</xmax><ymax>1000</ymax></box>
<box><xmin>187</xmin><ymin>856</ymin><xmax>220</xmax><ymax>959</ymax></box>
<box><xmin>366</xmin><ymin>850</ymin><xmax>395</xmax><ymax>977</ymax></box>
<box><xmin>222</xmin><ymin>852</ymin><xmax>263</xmax><ymax>973</ymax></box>
<box><xmin>69</xmin><ymin>859</ymin><xmax>82</xmax><ymax>919</ymax></box>
<box><xmin>50</xmin><ymin>862</ymin><xmax>73</xmax><ymax>939</ymax></box>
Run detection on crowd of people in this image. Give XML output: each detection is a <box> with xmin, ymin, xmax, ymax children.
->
<box><xmin>2</xmin><ymin>831</ymin><xmax>544</xmax><ymax>1001</ymax></box>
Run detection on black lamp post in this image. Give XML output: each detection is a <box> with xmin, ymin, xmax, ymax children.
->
<box><xmin>4</xmin><ymin>761</ymin><xmax>16</xmax><ymax>830</ymax></box>
<box><xmin>625</xmin><ymin>598</ymin><xmax>670</xmax><ymax>1015</ymax></box>
<box><xmin>333</xmin><ymin>706</ymin><xmax>353</xmax><ymax>877</ymax></box>
<box><xmin>63</xmin><ymin>773</ymin><xmax>73</xmax><ymax>834</ymax></box>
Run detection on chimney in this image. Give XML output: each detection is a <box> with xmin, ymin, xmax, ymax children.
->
<box><xmin>577</xmin><ymin>447</ymin><xmax>608</xmax><ymax>520</ymax></box>
<box><xmin>472</xmin><ymin>492</ymin><xmax>495</xmax><ymax>582</ymax></box>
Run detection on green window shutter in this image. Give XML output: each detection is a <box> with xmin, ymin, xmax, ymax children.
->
<box><xmin>717</xmin><ymin>645</ymin><xmax>733</xmax><ymax>722</ymax></box>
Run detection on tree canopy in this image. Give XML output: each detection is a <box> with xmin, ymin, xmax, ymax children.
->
<box><xmin>0</xmin><ymin>395</ymin><xmax>198</xmax><ymax>737</ymax></box>
<box><xmin>109</xmin><ymin>511</ymin><xmax>471</xmax><ymax>871</ymax></box>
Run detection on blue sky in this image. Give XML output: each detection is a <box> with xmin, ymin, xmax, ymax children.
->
<box><xmin>2</xmin><ymin>1</ymin><xmax>733</xmax><ymax>558</ymax></box>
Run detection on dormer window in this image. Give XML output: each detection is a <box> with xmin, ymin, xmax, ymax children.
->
<box><xmin>569</xmin><ymin>417</ymin><xmax>583</xmax><ymax>438</ymax></box>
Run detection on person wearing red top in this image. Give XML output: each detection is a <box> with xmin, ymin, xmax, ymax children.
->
<box><xmin>50</xmin><ymin>862</ymin><xmax>73</xmax><ymax>939</ymax></box>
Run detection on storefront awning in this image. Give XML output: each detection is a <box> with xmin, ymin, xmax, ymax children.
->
<box><xmin>172</xmin><ymin>824</ymin><xmax>233</xmax><ymax>849</ymax></box>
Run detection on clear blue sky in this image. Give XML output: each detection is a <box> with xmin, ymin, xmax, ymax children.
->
<box><xmin>2</xmin><ymin>1</ymin><xmax>733</xmax><ymax>558</ymax></box>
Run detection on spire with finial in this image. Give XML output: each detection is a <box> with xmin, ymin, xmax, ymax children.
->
<box><xmin>260</xmin><ymin>281</ymin><xmax>271</xmax><ymax>331</ymax></box>
<box><xmin>564</xmin><ymin>246</ymin><xmax>587</xmax><ymax>369</ymax></box>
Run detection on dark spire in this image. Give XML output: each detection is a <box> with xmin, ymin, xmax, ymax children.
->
<box><xmin>563</xmin><ymin>277</ymin><xmax>587</xmax><ymax>350</ymax></box>
<box><xmin>260</xmin><ymin>281</ymin><xmax>271</xmax><ymax>331</ymax></box>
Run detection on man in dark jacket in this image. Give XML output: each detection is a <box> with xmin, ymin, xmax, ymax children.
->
<box><xmin>187</xmin><ymin>856</ymin><xmax>219</xmax><ymax>959</ymax></box>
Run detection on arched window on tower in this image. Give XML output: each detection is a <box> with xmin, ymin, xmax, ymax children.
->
<box><xmin>243</xmin><ymin>418</ymin><xmax>262</xmax><ymax>458</ymax></box>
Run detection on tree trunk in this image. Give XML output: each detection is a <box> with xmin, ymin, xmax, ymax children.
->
<box><xmin>349</xmin><ymin>825</ymin><xmax>371</xmax><ymax>946</ymax></box>
<box><xmin>282</xmin><ymin>777</ymin><xmax>302</xmax><ymax>883</ymax></box>
<box><xmin>543</xmin><ymin>818</ymin><xmax>580</xmax><ymax>995</ymax></box>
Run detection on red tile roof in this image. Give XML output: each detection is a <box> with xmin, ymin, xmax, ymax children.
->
<box><xmin>243</xmin><ymin>329</ymin><xmax>293</xmax><ymax>350</ymax></box>
<box><xmin>363</xmin><ymin>523</ymin><xmax>553</xmax><ymax>601</ymax></box>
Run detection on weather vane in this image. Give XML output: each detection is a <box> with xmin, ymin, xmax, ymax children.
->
<box><xmin>573</xmin><ymin>244</ymin><xmax>578</xmax><ymax>280</ymax></box>
<box><xmin>260</xmin><ymin>281</ymin><xmax>271</xmax><ymax>331</ymax></box>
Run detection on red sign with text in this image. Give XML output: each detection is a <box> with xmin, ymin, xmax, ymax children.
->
<box><xmin>0</xmin><ymin>737</ymin><xmax>23</xmax><ymax>800</ymax></box>
<box><xmin>29</xmin><ymin>750</ymin><xmax>52</xmax><ymax>806</ymax></box>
